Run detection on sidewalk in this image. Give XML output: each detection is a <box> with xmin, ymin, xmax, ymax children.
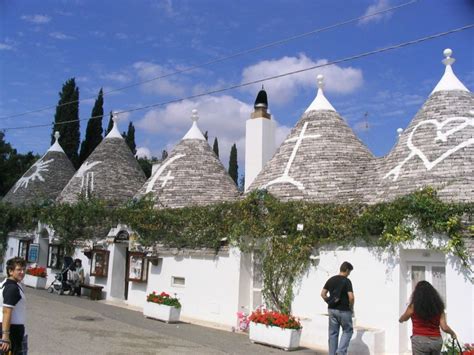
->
<box><xmin>26</xmin><ymin>287</ymin><xmax>327</xmax><ymax>354</ymax></box>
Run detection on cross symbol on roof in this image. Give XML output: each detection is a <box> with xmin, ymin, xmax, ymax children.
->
<box><xmin>159</xmin><ymin>170</ymin><xmax>175</xmax><ymax>188</ymax></box>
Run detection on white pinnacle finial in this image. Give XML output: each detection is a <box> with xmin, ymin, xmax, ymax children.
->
<box><xmin>106</xmin><ymin>111</ymin><xmax>123</xmax><ymax>139</ymax></box>
<box><xmin>48</xmin><ymin>131</ymin><xmax>65</xmax><ymax>153</ymax></box>
<box><xmin>183</xmin><ymin>109</ymin><xmax>205</xmax><ymax>140</ymax></box>
<box><xmin>431</xmin><ymin>48</ymin><xmax>469</xmax><ymax>95</ymax></box>
<box><xmin>397</xmin><ymin>128</ymin><xmax>403</xmax><ymax>137</ymax></box>
<box><xmin>317</xmin><ymin>74</ymin><xmax>325</xmax><ymax>90</ymax></box>
<box><xmin>191</xmin><ymin>109</ymin><xmax>199</xmax><ymax>122</ymax></box>
<box><xmin>442</xmin><ymin>48</ymin><xmax>455</xmax><ymax>66</ymax></box>
<box><xmin>305</xmin><ymin>73</ymin><xmax>335</xmax><ymax>112</ymax></box>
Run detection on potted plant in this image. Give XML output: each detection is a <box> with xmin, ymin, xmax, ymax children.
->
<box><xmin>23</xmin><ymin>266</ymin><xmax>47</xmax><ymax>289</ymax></box>
<box><xmin>248</xmin><ymin>308</ymin><xmax>302</xmax><ymax>351</ymax></box>
<box><xmin>143</xmin><ymin>291</ymin><xmax>181</xmax><ymax>323</ymax></box>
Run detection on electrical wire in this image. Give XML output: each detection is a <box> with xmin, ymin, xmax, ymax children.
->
<box><xmin>1</xmin><ymin>23</ymin><xmax>472</xmax><ymax>132</ymax></box>
<box><xmin>0</xmin><ymin>0</ymin><xmax>419</xmax><ymax>121</ymax></box>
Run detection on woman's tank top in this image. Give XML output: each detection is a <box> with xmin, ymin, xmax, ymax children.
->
<box><xmin>412</xmin><ymin>312</ymin><xmax>441</xmax><ymax>337</ymax></box>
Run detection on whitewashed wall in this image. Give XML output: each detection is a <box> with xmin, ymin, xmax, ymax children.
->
<box><xmin>145</xmin><ymin>247</ymin><xmax>243</xmax><ymax>328</ymax></box>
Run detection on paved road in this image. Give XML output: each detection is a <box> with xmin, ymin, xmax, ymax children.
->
<box><xmin>25</xmin><ymin>287</ymin><xmax>326</xmax><ymax>355</ymax></box>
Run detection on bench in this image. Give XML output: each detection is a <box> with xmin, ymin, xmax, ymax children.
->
<box><xmin>79</xmin><ymin>284</ymin><xmax>103</xmax><ymax>300</ymax></box>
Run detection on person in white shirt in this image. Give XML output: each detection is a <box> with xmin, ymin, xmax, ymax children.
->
<box><xmin>1</xmin><ymin>257</ymin><xmax>28</xmax><ymax>354</ymax></box>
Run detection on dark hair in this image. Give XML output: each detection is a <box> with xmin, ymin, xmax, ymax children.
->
<box><xmin>6</xmin><ymin>257</ymin><xmax>27</xmax><ymax>276</ymax></box>
<box><xmin>74</xmin><ymin>259</ymin><xmax>82</xmax><ymax>265</ymax></box>
<box><xmin>340</xmin><ymin>261</ymin><xmax>353</xmax><ymax>273</ymax></box>
<box><xmin>411</xmin><ymin>280</ymin><xmax>444</xmax><ymax>320</ymax></box>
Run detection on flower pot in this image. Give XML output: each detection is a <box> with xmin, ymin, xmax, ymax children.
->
<box><xmin>143</xmin><ymin>302</ymin><xmax>181</xmax><ymax>323</ymax></box>
<box><xmin>23</xmin><ymin>274</ymin><xmax>47</xmax><ymax>289</ymax></box>
<box><xmin>249</xmin><ymin>322</ymin><xmax>302</xmax><ymax>351</ymax></box>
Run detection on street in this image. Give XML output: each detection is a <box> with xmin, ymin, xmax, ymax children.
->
<box><xmin>25</xmin><ymin>287</ymin><xmax>325</xmax><ymax>355</ymax></box>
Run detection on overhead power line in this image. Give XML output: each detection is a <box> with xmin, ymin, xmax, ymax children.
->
<box><xmin>0</xmin><ymin>0</ymin><xmax>419</xmax><ymax>121</ymax></box>
<box><xmin>1</xmin><ymin>23</ymin><xmax>472</xmax><ymax>132</ymax></box>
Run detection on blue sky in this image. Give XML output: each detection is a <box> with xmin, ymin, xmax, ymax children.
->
<box><xmin>0</xmin><ymin>0</ymin><xmax>473</xmax><ymax>171</ymax></box>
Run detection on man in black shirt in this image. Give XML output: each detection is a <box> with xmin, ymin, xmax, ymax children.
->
<box><xmin>320</xmin><ymin>261</ymin><xmax>354</xmax><ymax>355</ymax></box>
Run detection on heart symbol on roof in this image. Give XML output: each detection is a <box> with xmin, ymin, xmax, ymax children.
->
<box><xmin>385</xmin><ymin>111</ymin><xmax>474</xmax><ymax>181</ymax></box>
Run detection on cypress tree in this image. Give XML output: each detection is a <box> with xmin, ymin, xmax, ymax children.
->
<box><xmin>213</xmin><ymin>137</ymin><xmax>219</xmax><ymax>157</ymax></box>
<box><xmin>125</xmin><ymin>122</ymin><xmax>136</xmax><ymax>155</ymax></box>
<box><xmin>204</xmin><ymin>131</ymin><xmax>208</xmax><ymax>141</ymax></box>
<box><xmin>161</xmin><ymin>150</ymin><xmax>168</xmax><ymax>161</ymax></box>
<box><xmin>79</xmin><ymin>88</ymin><xmax>104</xmax><ymax>164</ymax></box>
<box><xmin>228</xmin><ymin>143</ymin><xmax>238</xmax><ymax>185</ymax></box>
<box><xmin>51</xmin><ymin>78</ymin><xmax>80</xmax><ymax>167</ymax></box>
<box><xmin>105</xmin><ymin>111</ymin><xmax>114</xmax><ymax>136</ymax></box>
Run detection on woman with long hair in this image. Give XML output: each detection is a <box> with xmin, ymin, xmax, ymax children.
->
<box><xmin>399</xmin><ymin>280</ymin><xmax>457</xmax><ymax>354</ymax></box>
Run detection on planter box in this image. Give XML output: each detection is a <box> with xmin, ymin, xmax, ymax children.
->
<box><xmin>143</xmin><ymin>302</ymin><xmax>181</xmax><ymax>323</ymax></box>
<box><xmin>249</xmin><ymin>322</ymin><xmax>302</xmax><ymax>351</ymax></box>
<box><xmin>23</xmin><ymin>274</ymin><xmax>47</xmax><ymax>289</ymax></box>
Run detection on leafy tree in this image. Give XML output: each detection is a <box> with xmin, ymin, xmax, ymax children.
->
<box><xmin>79</xmin><ymin>88</ymin><xmax>104</xmax><ymax>164</ymax></box>
<box><xmin>51</xmin><ymin>78</ymin><xmax>80</xmax><ymax>168</ymax></box>
<box><xmin>137</xmin><ymin>156</ymin><xmax>160</xmax><ymax>178</ymax></box>
<box><xmin>0</xmin><ymin>132</ymin><xmax>39</xmax><ymax>197</ymax></box>
<box><xmin>105</xmin><ymin>111</ymin><xmax>114</xmax><ymax>136</ymax></box>
<box><xmin>228</xmin><ymin>143</ymin><xmax>238</xmax><ymax>185</ymax></box>
<box><xmin>213</xmin><ymin>137</ymin><xmax>219</xmax><ymax>157</ymax></box>
<box><xmin>125</xmin><ymin>122</ymin><xmax>136</xmax><ymax>155</ymax></box>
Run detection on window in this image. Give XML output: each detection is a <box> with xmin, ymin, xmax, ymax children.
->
<box><xmin>409</xmin><ymin>263</ymin><xmax>446</xmax><ymax>302</ymax></box>
<box><xmin>172</xmin><ymin>276</ymin><xmax>185</xmax><ymax>287</ymax></box>
<box><xmin>127</xmin><ymin>252</ymin><xmax>148</xmax><ymax>282</ymax></box>
<box><xmin>18</xmin><ymin>240</ymin><xmax>31</xmax><ymax>261</ymax></box>
<box><xmin>47</xmin><ymin>244</ymin><xmax>65</xmax><ymax>270</ymax></box>
<box><xmin>90</xmin><ymin>250</ymin><xmax>109</xmax><ymax>277</ymax></box>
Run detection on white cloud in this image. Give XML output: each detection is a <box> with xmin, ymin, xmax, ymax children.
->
<box><xmin>154</xmin><ymin>0</ymin><xmax>178</xmax><ymax>18</ymax></box>
<box><xmin>21</xmin><ymin>14</ymin><xmax>51</xmax><ymax>24</ymax></box>
<box><xmin>136</xmin><ymin>95</ymin><xmax>289</xmax><ymax>171</ymax></box>
<box><xmin>49</xmin><ymin>32</ymin><xmax>74</xmax><ymax>40</ymax></box>
<box><xmin>115</xmin><ymin>33</ymin><xmax>129</xmax><ymax>40</ymax></box>
<box><xmin>136</xmin><ymin>147</ymin><xmax>152</xmax><ymax>159</ymax></box>
<box><xmin>0</xmin><ymin>43</ymin><xmax>14</xmax><ymax>51</ymax></box>
<box><xmin>133</xmin><ymin>61</ymin><xmax>186</xmax><ymax>97</ymax></box>
<box><xmin>100</xmin><ymin>72</ymin><xmax>132</xmax><ymax>84</ymax></box>
<box><xmin>241</xmin><ymin>54</ymin><xmax>363</xmax><ymax>105</ymax></box>
<box><xmin>359</xmin><ymin>0</ymin><xmax>393</xmax><ymax>25</ymax></box>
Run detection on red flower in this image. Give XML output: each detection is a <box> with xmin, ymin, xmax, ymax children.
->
<box><xmin>26</xmin><ymin>266</ymin><xmax>47</xmax><ymax>278</ymax></box>
<box><xmin>248</xmin><ymin>308</ymin><xmax>302</xmax><ymax>330</ymax></box>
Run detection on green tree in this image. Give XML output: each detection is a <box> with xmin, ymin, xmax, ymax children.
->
<box><xmin>213</xmin><ymin>137</ymin><xmax>219</xmax><ymax>157</ymax></box>
<box><xmin>125</xmin><ymin>122</ymin><xmax>136</xmax><ymax>155</ymax></box>
<box><xmin>51</xmin><ymin>78</ymin><xmax>80</xmax><ymax>168</ymax></box>
<box><xmin>105</xmin><ymin>111</ymin><xmax>114</xmax><ymax>137</ymax></box>
<box><xmin>204</xmin><ymin>131</ymin><xmax>208</xmax><ymax>141</ymax></box>
<box><xmin>79</xmin><ymin>88</ymin><xmax>104</xmax><ymax>164</ymax></box>
<box><xmin>228</xmin><ymin>143</ymin><xmax>238</xmax><ymax>185</ymax></box>
<box><xmin>0</xmin><ymin>132</ymin><xmax>39</xmax><ymax>197</ymax></box>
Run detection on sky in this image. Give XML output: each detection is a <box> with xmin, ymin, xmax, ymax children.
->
<box><xmin>0</xmin><ymin>0</ymin><xmax>473</xmax><ymax>174</ymax></box>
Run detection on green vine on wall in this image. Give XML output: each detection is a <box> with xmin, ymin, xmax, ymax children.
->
<box><xmin>0</xmin><ymin>187</ymin><xmax>472</xmax><ymax>314</ymax></box>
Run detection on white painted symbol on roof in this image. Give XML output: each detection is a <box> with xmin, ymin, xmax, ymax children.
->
<box><xmin>159</xmin><ymin>170</ymin><xmax>175</xmax><ymax>188</ymax></box>
<box><xmin>146</xmin><ymin>154</ymin><xmax>185</xmax><ymax>192</ymax></box>
<box><xmin>76</xmin><ymin>161</ymin><xmax>102</xmax><ymax>196</ymax></box>
<box><xmin>384</xmin><ymin>112</ymin><xmax>474</xmax><ymax>181</ymax></box>
<box><xmin>13</xmin><ymin>158</ymin><xmax>54</xmax><ymax>192</ymax></box>
<box><xmin>262</xmin><ymin>121</ymin><xmax>321</xmax><ymax>191</ymax></box>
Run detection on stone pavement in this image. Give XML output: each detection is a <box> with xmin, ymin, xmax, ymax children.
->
<box><xmin>25</xmin><ymin>287</ymin><xmax>327</xmax><ymax>355</ymax></box>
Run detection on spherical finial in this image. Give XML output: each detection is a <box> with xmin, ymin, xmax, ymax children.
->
<box><xmin>54</xmin><ymin>131</ymin><xmax>60</xmax><ymax>140</ymax></box>
<box><xmin>191</xmin><ymin>109</ymin><xmax>199</xmax><ymax>122</ymax></box>
<box><xmin>317</xmin><ymin>74</ymin><xmax>324</xmax><ymax>89</ymax></box>
<box><xmin>443</xmin><ymin>48</ymin><xmax>452</xmax><ymax>58</ymax></box>
<box><xmin>442</xmin><ymin>48</ymin><xmax>455</xmax><ymax>66</ymax></box>
<box><xmin>397</xmin><ymin>128</ymin><xmax>403</xmax><ymax>137</ymax></box>
<box><xmin>112</xmin><ymin>111</ymin><xmax>119</xmax><ymax>122</ymax></box>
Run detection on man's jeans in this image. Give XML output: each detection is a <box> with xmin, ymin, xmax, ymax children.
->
<box><xmin>328</xmin><ymin>309</ymin><xmax>353</xmax><ymax>355</ymax></box>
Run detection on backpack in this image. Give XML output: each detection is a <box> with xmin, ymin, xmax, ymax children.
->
<box><xmin>326</xmin><ymin>278</ymin><xmax>347</xmax><ymax>308</ymax></box>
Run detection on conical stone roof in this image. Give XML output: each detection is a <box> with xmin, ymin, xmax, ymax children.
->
<box><xmin>135</xmin><ymin>109</ymin><xmax>239</xmax><ymax>208</ymax></box>
<box><xmin>373</xmin><ymin>49</ymin><xmax>474</xmax><ymax>203</ymax></box>
<box><xmin>248</xmin><ymin>75</ymin><xmax>374</xmax><ymax>202</ymax></box>
<box><xmin>57</xmin><ymin>116</ymin><xmax>146</xmax><ymax>205</ymax></box>
<box><xmin>3</xmin><ymin>132</ymin><xmax>75</xmax><ymax>205</ymax></box>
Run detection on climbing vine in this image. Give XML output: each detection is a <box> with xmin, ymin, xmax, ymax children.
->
<box><xmin>0</xmin><ymin>187</ymin><xmax>472</xmax><ymax>314</ymax></box>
